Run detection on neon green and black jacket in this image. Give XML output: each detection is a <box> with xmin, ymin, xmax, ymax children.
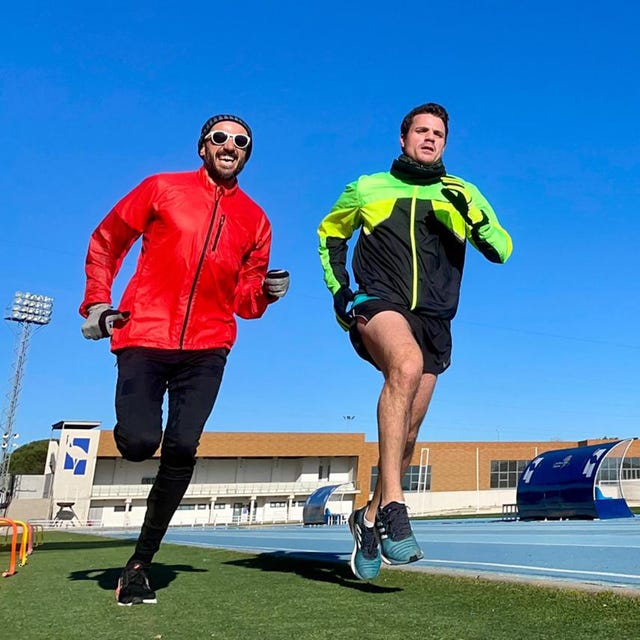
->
<box><xmin>318</xmin><ymin>170</ymin><xmax>512</xmax><ymax>320</ymax></box>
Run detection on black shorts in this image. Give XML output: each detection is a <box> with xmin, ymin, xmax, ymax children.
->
<box><xmin>349</xmin><ymin>299</ymin><xmax>452</xmax><ymax>375</ymax></box>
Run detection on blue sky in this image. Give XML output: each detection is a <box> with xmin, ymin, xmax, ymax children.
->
<box><xmin>2</xmin><ymin>1</ymin><xmax>639</xmax><ymax>448</ymax></box>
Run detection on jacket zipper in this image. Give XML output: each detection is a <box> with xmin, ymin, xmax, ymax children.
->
<box><xmin>211</xmin><ymin>214</ymin><xmax>226</xmax><ymax>252</ymax></box>
<box><xmin>409</xmin><ymin>186</ymin><xmax>418</xmax><ymax>310</ymax></box>
<box><xmin>179</xmin><ymin>188</ymin><xmax>222</xmax><ymax>348</ymax></box>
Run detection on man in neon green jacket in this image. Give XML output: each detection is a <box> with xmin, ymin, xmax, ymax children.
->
<box><xmin>318</xmin><ymin>103</ymin><xmax>512</xmax><ymax>580</ymax></box>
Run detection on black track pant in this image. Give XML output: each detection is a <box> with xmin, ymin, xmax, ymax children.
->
<box><xmin>113</xmin><ymin>347</ymin><xmax>227</xmax><ymax>565</ymax></box>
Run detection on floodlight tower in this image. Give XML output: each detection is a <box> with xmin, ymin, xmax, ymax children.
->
<box><xmin>0</xmin><ymin>291</ymin><xmax>54</xmax><ymax>508</ymax></box>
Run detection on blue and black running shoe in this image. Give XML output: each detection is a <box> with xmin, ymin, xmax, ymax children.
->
<box><xmin>348</xmin><ymin>506</ymin><xmax>382</xmax><ymax>580</ymax></box>
<box><xmin>376</xmin><ymin>501</ymin><xmax>423</xmax><ymax>565</ymax></box>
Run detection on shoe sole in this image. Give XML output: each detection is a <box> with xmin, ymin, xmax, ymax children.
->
<box><xmin>348</xmin><ymin>513</ymin><xmax>362</xmax><ymax>578</ymax></box>
<box><xmin>348</xmin><ymin>512</ymin><xmax>380</xmax><ymax>580</ymax></box>
<box><xmin>116</xmin><ymin>582</ymin><xmax>157</xmax><ymax>605</ymax></box>
<box><xmin>117</xmin><ymin>597</ymin><xmax>157</xmax><ymax>606</ymax></box>
<box><xmin>380</xmin><ymin>550</ymin><xmax>423</xmax><ymax>565</ymax></box>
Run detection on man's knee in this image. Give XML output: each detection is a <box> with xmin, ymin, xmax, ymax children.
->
<box><xmin>114</xmin><ymin>426</ymin><xmax>161</xmax><ymax>462</ymax></box>
<box><xmin>388</xmin><ymin>356</ymin><xmax>423</xmax><ymax>391</ymax></box>
<box><xmin>161</xmin><ymin>438</ymin><xmax>198</xmax><ymax>468</ymax></box>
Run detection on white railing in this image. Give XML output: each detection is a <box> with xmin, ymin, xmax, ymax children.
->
<box><xmin>91</xmin><ymin>481</ymin><xmax>357</xmax><ymax>499</ymax></box>
<box><xmin>27</xmin><ymin>518</ymin><xmax>104</xmax><ymax>529</ymax></box>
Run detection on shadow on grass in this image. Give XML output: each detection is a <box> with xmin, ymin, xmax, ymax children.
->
<box><xmin>39</xmin><ymin>539</ymin><xmax>137</xmax><ymax>551</ymax></box>
<box><xmin>225</xmin><ymin>551</ymin><xmax>402</xmax><ymax>593</ymax></box>
<box><xmin>68</xmin><ymin>563</ymin><xmax>207</xmax><ymax>592</ymax></box>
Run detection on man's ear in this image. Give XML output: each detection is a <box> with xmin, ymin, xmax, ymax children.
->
<box><xmin>198</xmin><ymin>146</ymin><xmax>205</xmax><ymax>159</ymax></box>
<box><xmin>399</xmin><ymin>133</ymin><xmax>406</xmax><ymax>152</ymax></box>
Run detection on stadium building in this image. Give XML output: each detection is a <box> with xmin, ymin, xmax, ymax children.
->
<box><xmin>6</xmin><ymin>421</ymin><xmax>640</xmax><ymax>526</ymax></box>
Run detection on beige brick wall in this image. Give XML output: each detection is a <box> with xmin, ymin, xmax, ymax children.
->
<box><xmin>97</xmin><ymin>430</ymin><xmax>367</xmax><ymax>458</ymax></box>
<box><xmin>97</xmin><ymin>431</ymin><xmax>640</xmax><ymax>511</ymax></box>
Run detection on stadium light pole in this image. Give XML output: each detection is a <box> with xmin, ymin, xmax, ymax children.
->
<box><xmin>343</xmin><ymin>415</ymin><xmax>355</xmax><ymax>431</ymax></box>
<box><xmin>0</xmin><ymin>291</ymin><xmax>54</xmax><ymax>513</ymax></box>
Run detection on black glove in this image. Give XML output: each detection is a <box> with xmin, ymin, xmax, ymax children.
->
<box><xmin>441</xmin><ymin>179</ymin><xmax>488</xmax><ymax>229</ymax></box>
<box><xmin>264</xmin><ymin>269</ymin><xmax>290</xmax><ymax>299</ymax></box>
<box><xmin>333</xmin><ymin>286</ymin><xmax>355</xmax><ymax>331</ymax></box>
<box><xmin>81</xmin><ymin>304</ymin><xmax>130</xmax><ymax>340</ymax></box>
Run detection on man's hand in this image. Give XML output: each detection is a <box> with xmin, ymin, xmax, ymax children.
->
<box><xmin>441</xmin><ymin>180</ymin><xmax>487</xmax><ymax>228</ymax></box>
<box><xmin>81</xmin><ymin>303</ymin><xmax>130</xmax><ymax>340</ymax></box>
<box><xmin>333</xmin><ymin>286</ymin><xmax>355</xmax><ymax>331</ymax></box>
<box><xmin>264</xmin><ymin>269</ymin><xmax>290</xmax><ymax>299</ymax></box>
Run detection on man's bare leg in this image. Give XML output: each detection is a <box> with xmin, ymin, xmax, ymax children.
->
<box><xmin>354</xmin><ymin>310</ymin><xmax>428</xmax><ymax>564</ymax></box>
<box><xmin>355</xmin><ymin>311</ymin><xmax>425</xmax><ymax>513</ymax></box>
<box><xmin>366</xmin><ymin>373</ymin><xmax>437</xmax><ymax>522</ymax></box>
<box><xmin>348</xmin><ymin>312</ymin><xmax>436</xmax><ymax>574</ymax></box>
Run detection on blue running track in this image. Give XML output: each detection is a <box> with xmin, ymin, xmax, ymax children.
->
<box><xmin>103</xmin><ymin>516</ymin><xmax>640</xmax><ymax>591</ymax></box>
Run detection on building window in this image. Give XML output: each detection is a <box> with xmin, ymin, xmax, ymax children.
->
<box><xmin>623</xmin><ymin>458</ymin><xmax>640</xmax><ymax>480</ymax></box>
<box><xmin>197</xmin><ymin>503</ymin><xmax>208</xmax><ymax>510</ymax></box>
<box><xmin>318</xmin><ymin>464</ymin><xmax>331</xmax><ymax>480</ymax></box>
<box><xmin>599</xmin><ymin>457</ymin><xmax>640</xmax><ymax>482</ymax></box>
<box><xmin>403</xmin><ymin>465</ymin><xmax>431</xmax><ymax>491</ymax></box>
<box><xmin>269</xmin><ymin>501</ymin><xmax>286</xmax><ymax>508</ymax></box>
<box><xmin>141</xmin><ymin>476</ymin><xmax>156</xmax><ymax>485</ymax></box>
<box><xmin>370</xmin><ymin>465</ymin><xmax>431</xmax><ymax>492</ymax></box>
<box><xmin>296</xmin><ymin>500</ymin><xmax>307</xmax><ymax>507</ymax></box>
<box><xmin>114</xmin><ymin>505</ymin><xmax>126</xmax><ymax>512</ymax></box>
<box><xmin>213</xmin><ymin>503</ymin><xmax>226</xmax><ymax>510</ymax></box>
<box><xmin>176</xmin><ymin>504</ymin><xmax>195</xmax><ymax>511</ymax></box>
<box><xmin>490</xmin><ymin>460</ymin><xmax>529</xmax><ymax>488</ymax></box>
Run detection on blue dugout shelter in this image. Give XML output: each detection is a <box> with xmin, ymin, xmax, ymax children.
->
<box><xmin>303</xmin><ymin>484</ymin><xmax>346</xmax><ymax>525</ymax></box>
<box><xmin>517</xmin><ymin>439</ymin><xmax>635</xmax><ymax>520</ymax></box>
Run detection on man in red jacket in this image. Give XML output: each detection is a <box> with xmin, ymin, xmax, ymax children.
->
<box><xmin>80</xmin><ymin>114</ymin><xmax>289</xmax><ymax>606</ymax></box>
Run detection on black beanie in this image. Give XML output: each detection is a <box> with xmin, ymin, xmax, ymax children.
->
<box><xmin>198</xmin><ymin>114</ymin><xmax>253</xmax><ymax>159</ymax></box>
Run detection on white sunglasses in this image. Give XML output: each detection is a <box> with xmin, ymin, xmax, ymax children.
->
<box><xmin>205</xmin><ymin>130</ymin><xmax>251</xmax><ymax>150</ymax></box>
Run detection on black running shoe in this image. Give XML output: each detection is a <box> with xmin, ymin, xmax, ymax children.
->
<box><xmin>115</xmin><ymin>562</ymin><xmax>157</xmax><ymax>606</ymax></box>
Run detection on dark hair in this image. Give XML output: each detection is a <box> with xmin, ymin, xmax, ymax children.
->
<box><xmin>400</xmin><ymin>103</ymin><xmax>449</xmax><ymax>139</ymax></box>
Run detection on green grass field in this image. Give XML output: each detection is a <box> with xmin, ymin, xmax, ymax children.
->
<box><xmin>1</xmin><ymin>531</ymin><xmax>639</xmax><ymax>640</ymax></box>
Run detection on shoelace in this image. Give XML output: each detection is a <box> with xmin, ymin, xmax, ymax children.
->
<box><xmin>124</xmin><ymin>565</ymin><xmax>150</xmax><ymax>588</ymax></box>
<box><xmin>360</xmin><ymin>523</ymin><xmax>379</xmax><ymax>558</ymax></box>
<box><xmin>378</xmin><ymin>503</ymin><xmax>412</xmax><ymax>540</ymax></box>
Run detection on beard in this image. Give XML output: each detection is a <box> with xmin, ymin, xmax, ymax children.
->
<box><xmin>202</xmin><ymin>149</ymin><xmax>247</xmax><ymax>183</ymax></box>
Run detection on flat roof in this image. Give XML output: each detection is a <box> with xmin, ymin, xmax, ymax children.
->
<box><xmin>51</xmin><ymin>420</ymin><xmax>102</xmax><ymax>430</ymax></box>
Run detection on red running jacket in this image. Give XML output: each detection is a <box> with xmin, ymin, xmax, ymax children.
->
<box><xmin>80</xmin><ymin>167</ymin><xmax>274</xmax><ymax>352</ymax></box>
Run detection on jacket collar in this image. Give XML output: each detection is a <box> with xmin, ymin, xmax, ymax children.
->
<box><xmin>197</xmin><ymin>165</ymin><xmax>239</xmax><ymax>196</ymax></box>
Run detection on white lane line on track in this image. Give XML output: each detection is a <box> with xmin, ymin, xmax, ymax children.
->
<box><xmin>163</xmin><ymin>538</ymin><xmax>640</xmax><ymax>583</ymax></box>
<box><xmin>417</xmin><ymin>539</ymin><xmax>640</xmax><ymax>549</ymax></box>
<box><xmin>423</xmin><ymin>559</ymin><xmax>640</xmax><ymax>580</ymax></box>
